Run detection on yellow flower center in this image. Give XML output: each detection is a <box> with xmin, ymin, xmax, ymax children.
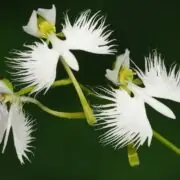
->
<box><xmin>118</xmin><ymin>66</ymin><xmax>143</xmax><ymax>95</ymax></box>
<box><xmin>119</xmin><ymin>66</ymin><xmax>135</xmax><ymax>86</ymax></box>
<box><xmin>37</xmin><ymin>16</ymin><xmax>56</xmax><ymax>38</ymax></box>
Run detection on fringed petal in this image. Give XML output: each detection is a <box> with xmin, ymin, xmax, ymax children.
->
<box><xmin>62</xmin><ymin>10</ymin><xmax>117</xmax><ymax>54</ymax></box>
<box><xmin>7</xmin><ymin>41</ymin><xmax>60</xmax><ymax>94</ymax></box>
<box><xmin>134</xmin><ymin>52</ymin><xmax>180</xmax><ymax>103</ymax></box>
<box><xmin>94</xmin><ymin>87</ymin><xmax>153</xmax><ymax>149</ymax></box>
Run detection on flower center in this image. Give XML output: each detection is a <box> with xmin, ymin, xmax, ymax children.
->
<box><xmin>119</xmin><ymin>66</ymin><xmax>135</xmax><ymax>86</ymax></box>
<box><xmin>119</xmin><ymin>66</ymin><xmax>143</xmax><ymax>95</ymax></box>
<box><xmin>37</xmin><ymin>16</ymin><xmax>56</xmax><ymax>38</ymax></box>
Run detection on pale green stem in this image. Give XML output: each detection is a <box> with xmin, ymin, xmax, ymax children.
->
<box><xmin>153</xmin><ymin>130</ymin><xmax>180</xmax><ymax>155</ymax></box>
<box><xmin>14</xmin><ymin>78</ymin><xmax>98</xmax><ymax>98</ymax></box>
<box><xmin>52</xmin><ymin>78</ymin><xmax>72</xmax><ymax>88</ymax></box>
<box><xmin>21</xmin><ymin>96</ymin><xmax>85</xmax><ymax>119</ymax></box>
<box><xmin>127</xmin><ymin>144</ymin><xmax>140</xmax><ymax>167</ymax></box>
<box><xmin>15</xmin><ymin>78</ymin><xmax>72</xmax><ymax>96</ymax></box>
<box><xmin>60</xmin><ymin>57</ymin><xmax>96</xmax><ymax>125</ymax></box>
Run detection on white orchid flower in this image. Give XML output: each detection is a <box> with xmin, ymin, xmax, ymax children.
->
<box><xmin>94</xmin><ymin>49</ymin><xmax>179</xmax><ymax>149</ymax></box>
<box><xmin>0</xmin><ymin>80</ymin><xmax>34</xmax><ymax>164</ymax></box>
<box><xmin>9</xmin><ymin>10</ymin><xmax>116</xmax><ymax>94</ymax></box>
<box><xmin>23</xmin><ymin>4</ymin><xmax>56</xmax><ymax>38</ymax></box>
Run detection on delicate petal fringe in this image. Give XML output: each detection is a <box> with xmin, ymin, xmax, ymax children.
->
<box><xmin>93</xmin><ymin>87</ymin><xmax>153</xmax><ymax>149</ymax></box>
<box><xmin>2</xmin><ymin>103</ymin><xmax>35</xmax><ymax>164</ymax></box>
<box><xmin>134</xmin><ymin>52</ymin><xmax>180</xmax><ymax>102</ymax></box>
<box><xmin>62</xmin><ymin>9</ymin><xmax>117</xmax><ymax>54</ymax></box>
<box><xmin>7</xmin><ymin>41</ymin><xmax>60</xmax><ymax>94</ymax></box>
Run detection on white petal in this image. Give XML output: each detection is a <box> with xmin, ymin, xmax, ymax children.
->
<box><xmin>105</xmin><ymin>49</ymin><xmax>130</xmax><ymax>84</ymax></box>
<box><xmin>129</xmin><ymin>83</ymin><xmax>176</xmax><ymax>119</ymax></box>
<box><xmin>61</xmin><ymin>51</ymin><xmax>79</xmax><ymax>71</ymax></box>
<box><xmin>2</xmin><ymin>105</ymin><xmax>12</xmax><ymax>154</ymax></box>
<box><xmin>0</xmin><ymin>81</ymin><xmax>13</xmax><ymax>94</ymax></box>
<box><xmin>8</xmin><ymin>41</ymin><xmax>60</xmax><ymax>94</ymax></box>
<box><xmin>0</xmin><ymin>104</ymin><xmax>8</xmax><ymax>144</ymax></box>
<box><xmin>37</xmin><ymin>4</ymin><xmax>56</xmax><ymax>24</ymax></box>
<box><xmin>23</xmin><ymin>10</ymin><xmax>40</xmax><ymax>37</ymax></box>
<box><xmin>48</xmin><ymin>34</ymin><xmax>79</xmax><ymax>71</ymax></box>
<box><xmin>5</xmin><ymin>103</ymin><xmax>34</xmax><ymax>164</ymax></box>
<box><xmin>134</xmin><ymin>52</ymin><xmax>180</xmax><ymax>103</ymax></box>
<box><xmin>62</xmin><ymin>10</ymin><xmax>116</xmax><ymax>54</ymax></box>
<box><xmin>94</xmin><ymin>87</ymin><xmax>153</xmax><ymax>148</ymax></box>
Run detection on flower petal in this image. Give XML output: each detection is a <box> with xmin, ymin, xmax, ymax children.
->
<box><xmin>23</xmin><ymin>10</ymin><xmax>40</xmax><ymax>37</ymax></box>
<box><xmin>105</xmin><ymin>49</ymin><xmax>130</xmax><ymax>84</ymax></box>
<box><xmin>94</xmin><ymin>87</ymin><xmax>153</xmax><ymax>149</ymax></box>
<box><xmin>134</xmin><ymin>52</ymin><xmax>180</xmax><ymax>103</ymax></box>
<box><xmin>62</xmin><ymin>10</ymin><xmax>116</xmax><ymax>54</ymax></box>
<box><xmin>0</xmin><ymin>104</ymin><xmax>8</xmax><ymax>144</ymax></box>
<box><xmin>129</xmin><ymin>83</ymin><xmax>176</xmax><ymax>119</ymax></box>
<box><xmin>4</xmin><ymin>103</ymin><xmax>34</xmax><ymax>164</ymax></box>
<box><xmin>2</xmin><ymin>105</ymin><xmax>12</xmax><ymax>154</ymax></box>
<box><xmin>37</xmin><ymin>4</ymin><xmax>56</xmax><ymax>24</ymax></box>
<box><xmin>48</xmin><ymin>34</ymin><xmax>79</xmax><ymax>71</ymax></box>
<box><xmin>8</xmin><ymin>41</ymin><xmax>60</xmax><ymax>94</ymax></box>
<box><xmin>61</xmin><ymin>51</ymin><xmax>79</xmax><ymax>71</ymax></box>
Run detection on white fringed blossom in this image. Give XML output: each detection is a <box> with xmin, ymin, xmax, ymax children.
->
<box><xmin>0</xmin><ymin>80</ymin><xmax>34</xmax><ymax>164</ymax></box>
<box><xmin>94</xmin><ymin>50</ymin><xmax>179</xmax><ymax>149</ymax></box>
<box><xmin>9</xmin><ymin>9</ymin><xmax>116</xmax><ymax>94</ymax></box>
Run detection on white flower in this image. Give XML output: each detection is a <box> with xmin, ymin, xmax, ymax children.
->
<box><xmin>23</xmin><ymin>4</ymin><xmax>56</xmax><ymax>37</ymax></box>
<box><xmin>94</xmin><ymin>50</ymin><xmax>178</xmax><ymax>149</ymax></box>
<box><xmin>0</xmin><ymin>80</ymin><xmax>34</xmax><ymax>164</ymax></box>
<box><xmin>9</xmin><ymin>10</ymin><xmax>116</xmax><ymax>94</ymax></box>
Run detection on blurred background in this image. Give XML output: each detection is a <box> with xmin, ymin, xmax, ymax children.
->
<box><xmin>0</xmin><ymin>0</ymin><xmax>180</xmax><ymax>179</ymax></box>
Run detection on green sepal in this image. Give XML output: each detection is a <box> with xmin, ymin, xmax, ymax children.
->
<box><xmin>56</xmin><ymin>32</ymin><xmax>66</xmax><ymax>39</ymax></box>
<box><xmin>127</xmin><ymin>144</ymin><xmax>140</xmax><ymax>167</ymax></box>
<box><xmin>133</xmin><ymin>78</ymin><xmax>143</xmax><ymax>85</ymax></box>
<box><xmin>2</xmin><ymin>78</ymin><xmax>14</xmax><ymax>91</ymax></box>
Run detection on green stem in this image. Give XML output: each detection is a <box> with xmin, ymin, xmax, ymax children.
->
<box><xmin>60</xmin><ymin>57</ymin><xmax>96</xmax><ymax>125</ymax></box>
<box><xmin>14</xmin><ymin>78</ymin><xmax>99</xmax><ymax>98</ymax></box>
<box><xmin>21</xmin><ymin>96</ymin><xmax>85</xmax><ymax>119</ymax></box>
<box><xmin>51</xmin><ymin>78</ymin><xmax>72</xmax><ymax>88</ymax></box>
<box><xmin>15</xmin><ymin>78</ymin><xmax>72</xmax><ymax>96</ymax></box>
<box><xmin>153</xmin><ymin>130</ymin><xmax>180</xmax><ymax>155</ymax></box>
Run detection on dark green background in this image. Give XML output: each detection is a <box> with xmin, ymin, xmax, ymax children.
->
<box><xmin>0</xmin><ymin>0</ymin><xmax>180</xmax><ymax>179</ymax></box>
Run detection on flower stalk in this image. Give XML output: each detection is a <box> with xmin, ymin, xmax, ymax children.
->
<box><xmin>153</xmin><ymin>130</ymin><xmax>180</xmax><ymax>155</ymax></box>
<box><xmin>21</xmin><ymin>96</ymin><xmax>85</xmax><ymax>119</ymax></box>
<box><xmin>60</xmin><ymin>56</ymin><xmax>96</xmax><ymax>125</ymax></box>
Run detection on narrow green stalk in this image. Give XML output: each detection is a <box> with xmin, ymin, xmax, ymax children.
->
<box><xmin>127</xmin><ymin>144</ymin><xmax>140</xmax><ymax>167</ymax></box>
<box><xmin>60</xmin><ymin>57</ymin><xmax>96</xmax><ymax>125</ymax></box>
<box><xmin>51</xmin><ymin>78</ymin><xmax>72</xmax><ymax>88</ymax></box>
<box><xmin>14</xmin><ymin>78</ymin><xmax>99</xmax><ymax>98</ymax></box>
<box><xmin>15</xmin><ymin>86</ymin><xmax>35</xmax><ymax>96</ymax></box>
<box><xmin>15</xmin><ymin>78</ymin><xmax>72</xmax><ymax>96</ymax></box>
<box><xmin>21</xmin><ymin>96</ymin><xmax>85</xmax><ymax>119</ymax></box>
<box><xmin>153</xmin><ymin>130</ymin><xmax>180</xmax><ymax>155</ymax></box>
